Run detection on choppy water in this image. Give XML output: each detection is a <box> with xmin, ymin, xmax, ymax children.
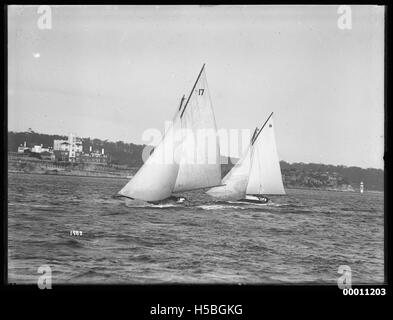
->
<box><xmin>8</xmin><ymin>173</ymin><xmax>384</xmax><ymax>284</ymax></box>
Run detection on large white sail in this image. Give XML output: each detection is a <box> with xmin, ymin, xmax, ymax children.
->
<box><xmin>173</xmin><ymin>66</ymin><xmax>221</xmax><ymax>192</ymax></box>
<box><xmin>206</xmin><ymin>144</ymin><xmax>252</xmax><ymax>200</ymax></box>
<box><xmin>246</xmin><ymin>115</ymin><xmax>285</xmax><ymax>195</ymax></box>
<box><xmin>118</xmin><ymin>116</ymin><xmax>182</xmax><ymax>202</ymax></box>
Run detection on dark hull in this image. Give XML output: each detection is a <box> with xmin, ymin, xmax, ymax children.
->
<box><xmin>115</xmin><ymin>194</ymin><xmax>188</xmax><ymax>207</ymax></box>
<box><xmin>238</xmin><ymin>199</ymin><xmax>268</xmax><ymax>204</ymax></box>
<box><xmin>238</xmin><ymin>195</ymin><xmax>269</xmax><ymax>204</ymax></box>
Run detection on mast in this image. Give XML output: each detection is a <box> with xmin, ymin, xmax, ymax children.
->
<box><xmin>251</xmin><ymin>127</ymin><xmax>259</xmax><ymax>144</ymax></box>
<box><xmin>252</xmin><ymin>112</ymin><xmax>274</xmax><ymax>145</ymax></box>
<box><xmin>180</xmin><ymin>64</ymin><xmax>206</xmax><ymax>118</ymax></box>
<box><xmin>178</xmin><ymin>94</ymin><xmax>186</xmax><ymax>111</ymax></box>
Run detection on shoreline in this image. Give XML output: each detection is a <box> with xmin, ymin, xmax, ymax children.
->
<box><xmin>8</xmin><ymin>170</ymin><xmax>130</xmax><ymax>180</ymax></box>
<box><xmin>7</xmin><ymin>170</ymin><xmax>383</xmax><ymax>193</ymax></box>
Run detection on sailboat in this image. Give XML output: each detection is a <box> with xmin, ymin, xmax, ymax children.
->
<box><xmin>117</xmin><ymin>64</ymin><xmax>222</xmax><ymax>205</ymax></box>
<box><xmin>206</xmin><ymin>112</ymin><xmax>285</xmax><ymax>204</ymax></box>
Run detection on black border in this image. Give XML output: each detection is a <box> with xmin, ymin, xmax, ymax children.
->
<box><xmin>1</xmin><ymin>1</ymin><xmax>391</xmax><ymax>312</ymax></box>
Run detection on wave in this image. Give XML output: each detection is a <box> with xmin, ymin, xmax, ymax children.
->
<box><xmin>62</xmin><ymin>238</ymin><xmax>85</xmax><ymax>249</ymax></box>
<box><xmin>70</xmin><ymin>269</ymin><xmax>112</xmax><ymax>281</ymax></box>
<box><xmin>196</xmin><ymin>204</ymin><xmax>246</xmax><ymax>210</ymax></box>
<box><xmin>125</xmin><ymin>203</ymin><xmax>179</xmax><ymax>209</ymax></box>
<box><xmin>196</xmin><ymin>200</ymin><xmax>288</xmax><ymax>211</ymax></box>
<box><xmin>122</xmin><ymin>199</ymin><xmax>180</xmax><ymax>209</ymax></box>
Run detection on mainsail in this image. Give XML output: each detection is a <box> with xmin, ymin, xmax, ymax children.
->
<box><xmin>118</xmin><ymin>64</ymin><xmax>221</xmax><ymax>202</ymax></box>
<box><xmin>173</xmin><ymin>66</ymin><xmax>221</xmax><ymax>192</ymax></box>
<box><xmin>206</xmin><ymin>112</ymin><xmax>285</xmax><ymax>200</ymax></box>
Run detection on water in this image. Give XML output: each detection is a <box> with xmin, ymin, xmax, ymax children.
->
<box><xmin>8</xmin><ymin>173</ymin><xmax>384</xmax><ymax>284</ymax></box>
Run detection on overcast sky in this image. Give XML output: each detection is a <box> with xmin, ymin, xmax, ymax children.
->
<box><xmin>8</xmin><ymin>5</ymin><xmax>384</xmax><ymax>169</ymax></box>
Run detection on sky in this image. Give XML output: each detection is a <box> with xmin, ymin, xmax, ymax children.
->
<box><xmin>8</xmin><ymin>5</ymin><xmax>385</xmax><ymax>169</ymax></box>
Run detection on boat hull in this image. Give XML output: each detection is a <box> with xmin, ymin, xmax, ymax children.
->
<box><xmin>238</xmin><ymin>194</ymin><xmax>269</xmax><ymax>204</ymax></box>
<box><xmin>115</xmin><ymin>194</ymin><xmax>188</xmax><ymax>207</ymax></box>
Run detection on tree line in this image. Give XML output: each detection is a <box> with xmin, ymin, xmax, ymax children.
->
<box><xmin>8</xmin><ymin>131</ymin><xmax>384</xmax><ymax>191</ymax></box>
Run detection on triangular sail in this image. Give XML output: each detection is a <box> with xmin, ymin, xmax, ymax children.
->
<box><xmin>246</xmin><ymin>115</ymin><xmax>285</xmax><ymax>195</ymax></box>
<box><xmin>173</xmin><ymin>66</ymin><xmax>221</xmax><ymax>192</ymax></box>
<box><xmin>118</xmin><ymin>115</ymin><xmax>182</xmax><ymax>202</ymax></box>
<box><xmin>206</xmin><ymin>144</ymin><xmax>252</xmax><ymax>200</ymax></box>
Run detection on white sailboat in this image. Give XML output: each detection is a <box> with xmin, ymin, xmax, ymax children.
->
<box><xmin>206</xmin><ymin>112</ymin><xmax>285</xmax><ymax>204</ymax></box>
<box><xmin>118</xmin><ymin>64</ymin><xmax>222</xmax><ymax>204</ymax></box>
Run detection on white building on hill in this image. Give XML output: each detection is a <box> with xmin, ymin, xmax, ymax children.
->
<box><xmin>53</xmin><ymin>133</ymin><xmax>83</xmax><ymax>161</ymax></box>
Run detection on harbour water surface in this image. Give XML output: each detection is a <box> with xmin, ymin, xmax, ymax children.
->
<box><xmin>8</xmin><ymin>173</ymin><xmax>384</xmax><ymax>284</ymax></box>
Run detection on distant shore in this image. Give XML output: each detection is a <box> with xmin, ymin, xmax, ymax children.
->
<box><xmin>8</xmin><ymin>155</ymin><xmax>135</xmax><ymax>180</ymax></box>
<box><xmin>8</xmin><ymin>170</ymin><xmax>382</xmax><ymax>193</ymax></box>
<box><xmin>284</xmin><ymin>186</ymin><xmax>381</xmax><ymax>194</ymax></box>
<box><xmin>8</xmin><ymin>153</ymin><xmax>383</xmax><ymax>193</ymax></box>
<box><xmin>8</xmin><ymin>169</ymin><xmax>130</xmax><ymax>180</ymax></box>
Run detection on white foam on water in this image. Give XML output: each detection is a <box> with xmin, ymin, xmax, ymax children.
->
<box><xmin>197</xmin><ymin>204</ymin><xmax>245</xmax><ymax>210</ymax></box>
<box><xmin>123</xmin><ymin>200</ymin><xmax>177</xmax><ymax>209</ymax></box>
<box><xmin>151</xmin><ymin>204</ymin><xmax>177</xmax><ymax>208</ymax></box>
